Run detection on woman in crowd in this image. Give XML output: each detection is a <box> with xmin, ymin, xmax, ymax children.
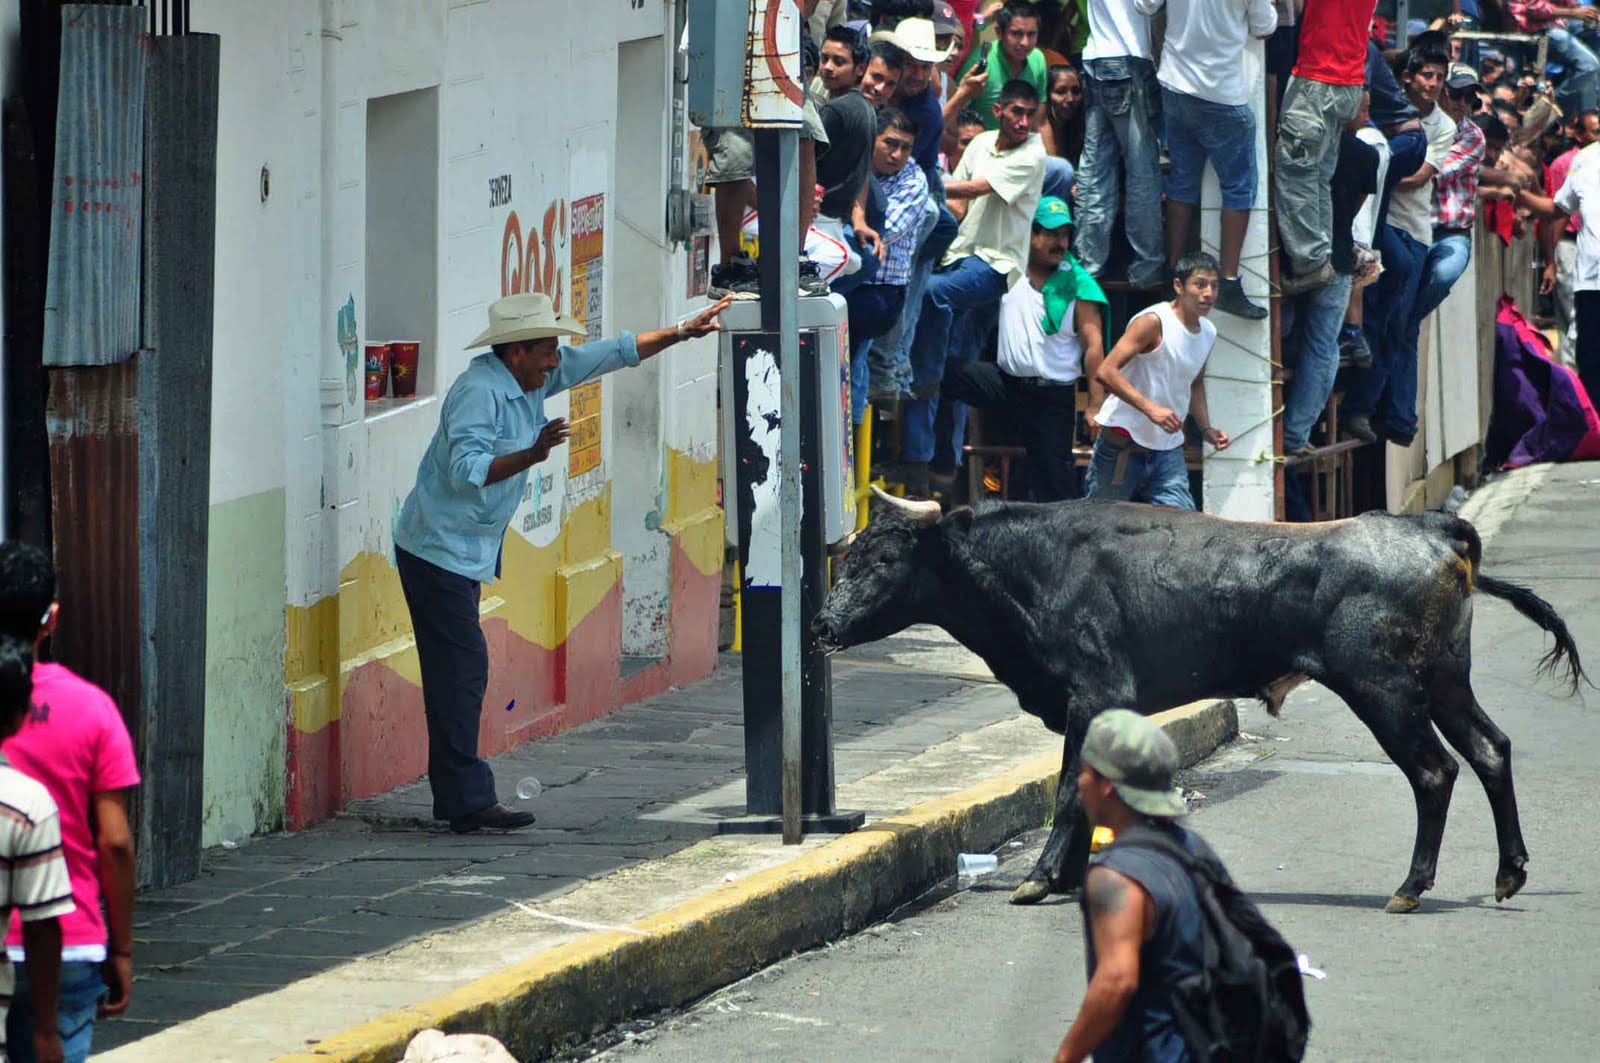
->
<box><xmin>1041</xmin><ymin>63</ymin><xmax>1086</xmax><ymax>174</ymax></box>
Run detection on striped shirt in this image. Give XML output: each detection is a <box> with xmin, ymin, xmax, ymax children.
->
<box><xmin>0</xmin><ymin>758</ymin><xmax>74</xmax><ymax>1050</ymax></box>
<box><xmin>876</xmin><ymin>162</ymin><xmax>929</xmax><ymax>288</ymax></box>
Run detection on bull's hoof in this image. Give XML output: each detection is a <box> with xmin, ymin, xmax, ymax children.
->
<box><xmin>1011</xmin><ymin>879</ymin><xmax>1051</xmax><ymax>905</ymax></box>
<box><xmin>1495</xmin><ymin>861</ymin><xmax>1528</xmax><ymax>903</ymax></box>
<box><xmin>1384</xmin><ymin>894</ymin><xmax>1421</xmax><ymax>914</ymax></box>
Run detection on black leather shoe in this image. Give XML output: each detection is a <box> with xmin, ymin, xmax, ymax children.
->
<box><xmin>449</xmin><ymin>803</ymin><xmax>536</xmax><ymax>834</ymax></box>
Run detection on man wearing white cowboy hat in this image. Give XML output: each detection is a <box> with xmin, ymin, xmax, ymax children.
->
<box><xmin>870</xmin><ymin>17</ymin><xmax>953</xmax><ymax>186</ymax></box>
<box><xmin>393</xmin><ymin>291</ymin><xmax>732</xmax><ymax>833</ymax></box>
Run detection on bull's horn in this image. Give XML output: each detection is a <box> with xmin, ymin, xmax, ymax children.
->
<box><xmin>870</xmin><ymin>484</ymin><xmax>941</xmax><ymax>525</ymax></box>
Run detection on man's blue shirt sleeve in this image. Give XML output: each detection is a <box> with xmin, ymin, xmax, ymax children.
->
<box><xmin>441</xmin><ymin>378</ymin><xmax>499</xmax><ymax>489</ymax></box>
<box><xmin>545</xmin><ymin>331</ymin><xmax>641</xmax><ymax>397</ymax></box>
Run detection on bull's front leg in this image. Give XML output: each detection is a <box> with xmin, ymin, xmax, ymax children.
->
<box><xmin>1013</xmin><ymin>730</ymin><xmax>1090</xmax><ymax>905</ymax></box>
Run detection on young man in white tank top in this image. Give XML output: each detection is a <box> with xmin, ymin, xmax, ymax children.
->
<box><xmin>1086</xmin><ymin>252</ymin><xmax>1231</xmax><ymax>509</ymax></box>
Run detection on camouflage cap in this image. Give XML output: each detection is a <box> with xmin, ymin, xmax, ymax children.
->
<box><xmin>1081</xmin><ymin>709</ymin><xmax>1188</xmax><ymax>818</ymax></box>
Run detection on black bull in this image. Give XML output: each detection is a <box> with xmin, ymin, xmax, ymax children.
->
<box><xmin>814</xmin><ymin>494</ymin><xmax>1586</xmax><ymax>913</ymax></box>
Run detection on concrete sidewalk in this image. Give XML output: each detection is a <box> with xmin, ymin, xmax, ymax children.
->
<box><xmin>96</xmin><ymin>629</ymin><xmax>1038</xmax><ymax>1059</ymax></box>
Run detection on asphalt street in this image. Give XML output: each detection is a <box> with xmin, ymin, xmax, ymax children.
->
<box><xmin>580</xmin><ymin>463</ymin><xmax>1600</xmax><ymax>1063</ymax></box>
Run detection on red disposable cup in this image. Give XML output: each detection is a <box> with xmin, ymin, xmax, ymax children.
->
<box><xmin>364</xmin><ymin>342</ymin><xmax>390</xmax><ymax>400</ymax></box>
<box><xmin>389</xmin><ymin>340</ymin><xmax>420</xmax><ymax>399</ymax></box>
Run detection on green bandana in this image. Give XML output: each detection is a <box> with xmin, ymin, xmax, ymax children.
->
<box><xmin>1040</xmin><ymin>254</ymin><xmax>1107</xmax><ymax>336</ymax></box>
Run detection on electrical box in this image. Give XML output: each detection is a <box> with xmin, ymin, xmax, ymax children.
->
<box><xmin>686</xmin><ymin>0</ymin><xmax>748</xmax><ymax>128</ymax></box>
<box><xmin>688</xmin><ymin>0</ymin><xmax>805</xmax><ymax>130</ymax></box>
<box><xmin>718</xmin><ymin>294</ymin><xmax>855</xmax><ymax>552</ymax></box>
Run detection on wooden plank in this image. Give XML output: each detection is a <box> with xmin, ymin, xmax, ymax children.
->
<box><xmin>137</xmin><ymin>34</ymin><xmax>220</xmax><ymax>888</ymax></box>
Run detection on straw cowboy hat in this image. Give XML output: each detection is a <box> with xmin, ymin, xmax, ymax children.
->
<box><xmin>465</xmin><ymin>292</ymin><xmax>586</xmax><ymax>349</ymax></box>
<box><xmin>870</xmin><ymin>17</ymin><xmax>952</xmax><ymax>64</ymax></box>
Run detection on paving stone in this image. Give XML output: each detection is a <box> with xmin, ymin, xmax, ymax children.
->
<box><xmin>152</xmin><ymin>953</ymin><xmax>340</xmax><ymax>983</ymax></box>
<box><xmin>156</xmin><ymin>894</ymin><xmax>363</xmax><ymax>929</ymax></box>
<box><xmin>352</xmin><ymin>890</ymin><xmax>508</xmax><ymax>922</ymax></box>
<box><xmin>478</xmin><ymin>846</ymin><xmax>646</xmax><ymax>880</ymax></box>
<box><xmin>234</xmin><ymin>919</ymin><xmax>445</xmax><ymax>959</ymax></box>
<box><xmin>129</xmin><ymin>939</ymin><xmax>223</xmax><ymax>967</ymax></box>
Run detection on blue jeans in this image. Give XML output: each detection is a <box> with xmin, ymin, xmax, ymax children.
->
<box><xmin>904</xmin><ymin>300</ymin><xmax>999</xmax><ymax>467</ymax></box>
<box><xmin>846</xmin><ymin>284</ymin><xmax>905</xmax><ymax>424</ymax></box>
<box><xmin>1163</xmin><ymin>88</ymin><xmax>1257</xmax><ymax>209</ymax></box>
<box><xmin>871</xmin><ymin>202</ymin><xmax>941</xmax><ymax>393</ymax></box>
<box><xmin>1412</xmin><ymin>232</ymin><xmax>1472</xmax><ymax>325</ymax></box>
<box><xmin>7</xmin><ymin>961</ymin><xmax>105</xmax><ymax>1063</ymax></box>
<box><xmin>1282</xmin><ymin>273</ymin><xmax>1354</xmax><ymax>451</ymax></box>
<box><xmin>1075</xmin><ymin>57</ymin><xmax>1165</xmax><ymax>287</ymax></box>
<box><xmin>1043</xmin><ymin>156</ymin><xmax>1075</xmax><ymax>201</ymax></box>
<box><xmin>908</xmin><ymin>255</ymin><xmax>1007</xmax><ymax>396</ymax></box>
<box><xmin>1346</xmin><ymin>224</ymin><xmax>1427</xmax><ymax>438</ymax></box>
<box><xmin>1549</xmin><ymin>26</ymin><xmax>1600</xmax><ymax>116</ymax></box>
<box><xmin>1084</xmin><ymin>434</ymin><xmax>1195</xmax><ymax>509</ymax></box>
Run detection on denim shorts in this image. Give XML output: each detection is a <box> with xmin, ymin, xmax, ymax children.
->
<box><xmin>1162</xmin><ymin>88</ymin><xmax>1257</xmax><ymax>210</ymax></box>
<box><xmin>7</xmin><ymin>960</ymin><xmax>106</xmax><ymax>1063</ymax></box>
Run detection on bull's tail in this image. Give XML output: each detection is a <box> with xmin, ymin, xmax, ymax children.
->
<box><xmin>1477</xmin><ymin>574</ymin><xmax>1588</xmax><ymax>693</ymax></box>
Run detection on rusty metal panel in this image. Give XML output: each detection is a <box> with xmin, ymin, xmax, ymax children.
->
<box><xmin>46</xmin><ymin>362</ymin><xmax>142</xmax><ymax>745</ymax></box>
<box><xmin>42</xmin><ymin>4</ymin><xmax>148</xmax><ymax>367</ymax></box>
<box><xmin>743</xmin><ymin>0</ymin><xmax>804</xmax><ymax>128</ymax></box>
<box><xmin>138</xmin><ymin>32</ymin><xmax>219</xmax><ymax>889</ymax></box>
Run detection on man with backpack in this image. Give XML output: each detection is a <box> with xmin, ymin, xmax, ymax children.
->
<box><xmin>1052</xmin><ymin>710</ymin><xmax>1311</xmax><ymax>1063</ymax></box>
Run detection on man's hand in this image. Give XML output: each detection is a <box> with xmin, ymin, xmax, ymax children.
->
<box><xmin>101</xmin><ymin>953</ymin><xmax>133</xmax><ymax>1017</ymax></box>
<box><xmin>958</xmin><ymin>64</ymin><xmax>989</xmax><ymax>100</ymax></box>
<box><xmin>1143</xmin><ymin>404</ymin><xmax>1183</xmax><ymax>434</ymax></box>
<box><xmin>1542</xmin><ymin>260</ymin><xmax>1558</xmax><ymax>296</ymax></box>
<box><xmin>1575</xmin><ymin>7</ymin><xmax>1600</xmax><ymax>23</ymax></box>
<box><xmin>680</xmin><ymin>295</ymin><xmax>734</xmax><ymax>338</ymax></box>
<box><xmin>1085</xmin><ymin>405</ymin><xmax>1102</xmax><ymax>440</ymax></box>
<box><xmin>530</xmin><ymin>418</ymin><xmax>570</xmax><ymax>464</ymax></box>
<box><xmin>33</xmin><ymin>1029</ymin><xmax>63</xmax><ymax>1063</ymax></box>
<box><xmin>1203</xmin><ymin>426</ymin><xmax>1231</xmax><ymax>450</ymax></box>
<box><xmin>855</xmin><ymin>224</ymin><xmax>887</xmax><ymax>263</ymax></box>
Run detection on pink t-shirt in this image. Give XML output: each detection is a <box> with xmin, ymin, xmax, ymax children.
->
<box><xmin>4</xmin><ymin>663</ymin><xmax>139</xmax><ymax>960</ymax></box>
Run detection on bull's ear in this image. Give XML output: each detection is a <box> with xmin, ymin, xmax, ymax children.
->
<box><xmin>935</xmin><ymin>505</ymin><xmax>975</xmax><ymax>549</ymax></box>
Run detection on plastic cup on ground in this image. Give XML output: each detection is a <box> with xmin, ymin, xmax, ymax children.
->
<box><xmin>957</xmin><ymin>852</ymin><xmax>998</xmax><ymax>875</ymax></box>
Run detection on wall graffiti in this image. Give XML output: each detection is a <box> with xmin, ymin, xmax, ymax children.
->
<box><xmin>501</xmin><ymin>199</ymin><xmax>569</xmax><ymax>307</ymax></box>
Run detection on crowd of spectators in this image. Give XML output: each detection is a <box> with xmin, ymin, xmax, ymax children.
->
<box><xmin>701</xmin><ymin>0</ymin><xmax>1600</xmax><ymax>511</ymax></box>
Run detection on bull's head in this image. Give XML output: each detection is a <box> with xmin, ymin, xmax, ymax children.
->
<box><xmin>814</xmin><ymin>486</ymin><xmax>946</xmax><ymax>652</ymax></box>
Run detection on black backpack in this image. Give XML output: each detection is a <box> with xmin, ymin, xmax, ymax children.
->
<box><xmin>1107</xmin><ymin>826</ymin><xmax>1312</xmax><ymax>1063</ymax></box>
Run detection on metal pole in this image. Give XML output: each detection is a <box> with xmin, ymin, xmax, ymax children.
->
<box><xmin>1393</xmin><ymin>0</ymin><xmax>1410</xmax><ymax>49</ymax></box>
<box><xmin>753</xmin><ymin>128</ymin><xmax>803</xmax><ymax>845</ymax></box>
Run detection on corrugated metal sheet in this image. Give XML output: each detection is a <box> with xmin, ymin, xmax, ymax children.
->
<box><xmin>42</xmin><ymin>4</ymin><xmax>149</xmax><ymax>367</ymax></box>
<box><xmin>46</xmin><ymin>361</ymin><xmax>142</xmax><ymax>745</ymax></box>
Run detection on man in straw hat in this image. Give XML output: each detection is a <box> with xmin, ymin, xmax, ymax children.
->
<box><xmin>1052</xmin><ymin>709</ymin><xmax>1216</xmax><ymax>1063</ymax></box>
<box><xmin>393</xmin><ymin>292</ymin><xmax>732</xmax><ymax>833</ymax></box>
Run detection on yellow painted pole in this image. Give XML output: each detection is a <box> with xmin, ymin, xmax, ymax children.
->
<box><xmin>730</xmin><ymin>559</ymin><xmax>743</xmax><ymax>654</ymax></box>
<box><xmin>854</xmin><ymin>407</ymin><xmax>873</xmax><ymax>532</ymax></box>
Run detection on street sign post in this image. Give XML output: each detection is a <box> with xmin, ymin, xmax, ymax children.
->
<box><xmin>689</xmin><ymin>0</ymin><xmax>862</xmax><ymax>842</ymax></box>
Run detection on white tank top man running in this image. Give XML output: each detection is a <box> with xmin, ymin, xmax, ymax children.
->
<box><xmin>1087</xmin><ymin>252</ymin><xmax>1231</xmax><ymax>509</ymax></box>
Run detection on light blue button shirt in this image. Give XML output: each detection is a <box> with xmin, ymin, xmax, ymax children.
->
<box><xmin>393</xmin><ymin>333</ymin><xmax>640</xmax><ymax>582</ymax></box>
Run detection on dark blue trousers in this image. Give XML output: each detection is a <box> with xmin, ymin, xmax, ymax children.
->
<box><xmin>396</xmin><ymin>546</ymin><xmax>498</xmax><ymax>820</ymax></box>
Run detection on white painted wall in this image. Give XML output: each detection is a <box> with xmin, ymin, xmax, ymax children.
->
<box><xmin>1200</xmin><ymin>38</ymin><xmax>1275</xmax><ymax>522</ymax></box>
<box><xmin>197</xmin><ymin>0</ymin><xmax>708</xmax><ymax>608</ymax></box>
